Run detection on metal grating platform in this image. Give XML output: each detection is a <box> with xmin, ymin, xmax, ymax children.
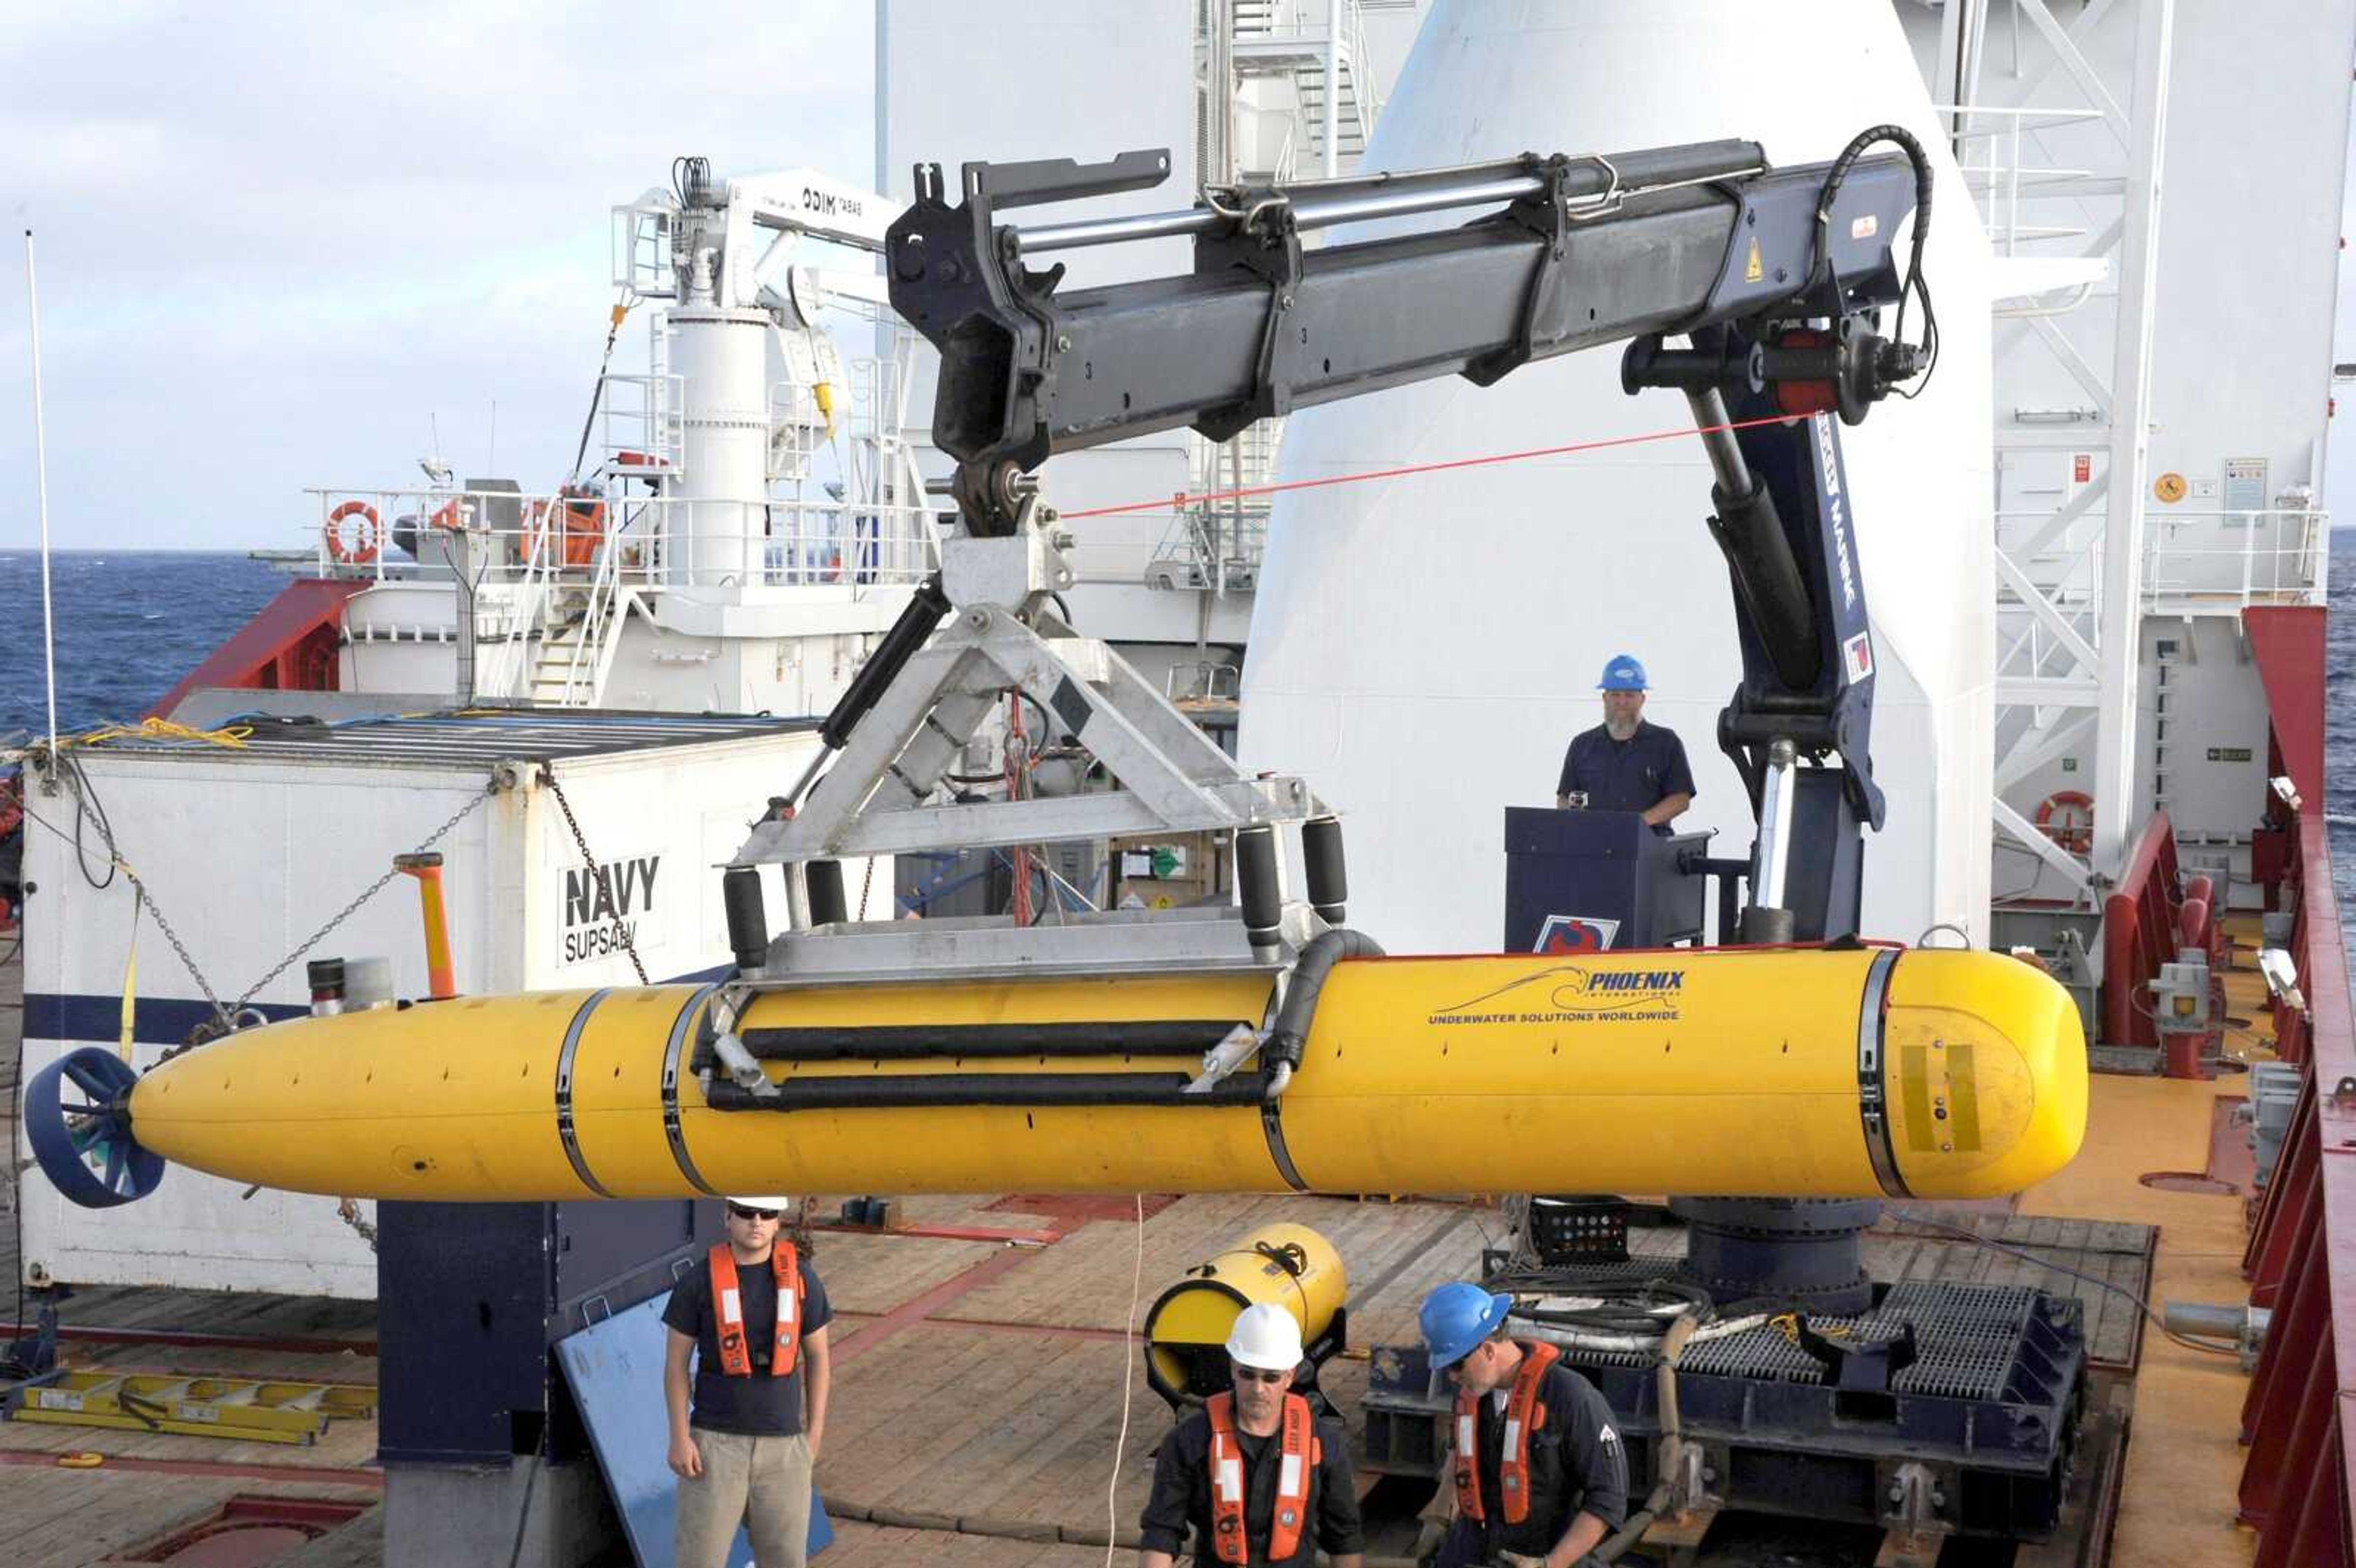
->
<box><xmin>1368</xmin><ymin>1267</ymin><xmax>2088</xmax><ymax>1543</ymax></box>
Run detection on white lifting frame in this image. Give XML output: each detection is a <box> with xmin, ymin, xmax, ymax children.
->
<box><xmin>733</xmin><ymin>503</ymin><xmax>1328</xmax><ymax>869</ymax></box>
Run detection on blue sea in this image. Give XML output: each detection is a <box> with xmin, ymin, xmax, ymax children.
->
<box><xmin>0</xmin><ymin>550</ymin><xmax>285</xmax><ymax>741</ymax></box>
<box><xmin>5</xmin><ymin>540</ymin><xmax>2356</xmax><ymax>922</ymax></box>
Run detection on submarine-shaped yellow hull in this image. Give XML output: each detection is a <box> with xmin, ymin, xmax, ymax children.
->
<box><xmin>121</xmin><ymin>945</ymin><xmax>2084</xmax><ymax>1203</ymax></box>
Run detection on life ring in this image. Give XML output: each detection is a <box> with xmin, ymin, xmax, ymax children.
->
<box><xmin>325</xmin><ymin>500</ymin><xmax>381</xmax><ymax>565</ymax></box>
<box><xmin>428</xmin><ymin>499</ymin><xmax>463</xmax><ymax>531</ymax></box>
<box><xmin>2035</xmin><ymin>789</ymin><xmax>2094</xmax><ymax>855</ymax></box>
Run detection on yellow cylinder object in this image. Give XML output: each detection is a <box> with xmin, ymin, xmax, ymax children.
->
<box><xmin>124</xmin><ymin>946</ymin><xmax>2085</xmax><ymax>1204</ymax></box>
<box><xmin>1143</xmin><ymin>1223</ymin><xmax>1347</xmax><ymax>1404</ymax></box>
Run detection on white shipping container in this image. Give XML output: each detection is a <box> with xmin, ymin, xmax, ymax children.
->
<box><xmin>15</xmin><ymin>712</ymin><xmax>876</xmax><ymax>1299</ymax></box>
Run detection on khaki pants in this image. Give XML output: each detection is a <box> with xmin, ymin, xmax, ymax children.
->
<box><xmin>674</xmin><ymin>1426</ymin><xmax>814</xmax><ymax>1568</ymax></box>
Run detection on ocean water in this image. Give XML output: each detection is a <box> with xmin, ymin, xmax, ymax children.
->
<box><xmin>0</xmin><ymin>550</ymin><xmax>284</xmax><ymax>740</ymax></box>
<box><xmin>2328</xmin><ymin>530</ymin><xmax>2356</xmax><ymax>920</ymax></box>
<box><xmin>4</xmin><ymin>539</ymin><xmax>2355</xmax><ymax>924</ymax></box>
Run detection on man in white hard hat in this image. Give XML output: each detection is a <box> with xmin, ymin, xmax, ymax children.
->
<box><xmin>1138</xmin><ymin>1302</ymin><xmax>1366</xmax><ymax>1566</ymax></box>
<box><xmin>662</xmin><ymin>1197</ymin><xmax>833</xmax><ymax>1567</ymax></box>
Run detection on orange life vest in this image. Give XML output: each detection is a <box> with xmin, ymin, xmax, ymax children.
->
<box><xmin>1453</xmin><ymin>1340</ymin><xmax>1561</xmax><ymax>1524</ymax></box>
<box><xmin>707</xmin><ymin>1242</ymin><xmax>803</xmax><ymax>1378</ymax></box>
<box><xmin>1203</xmin><ymin>1390</ymin><xmax>1319</xmax><ymax>1564</ymax></box>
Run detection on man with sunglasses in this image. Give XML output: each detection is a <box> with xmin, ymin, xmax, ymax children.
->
<box><xmin>662</xmin><ymin>1196</ymin><xmax>833</xmax><ymax>1567</ymax></box>
<box><xmin>1420</xmin><ymin>1283</ymin><xmax>1626</xmax><ymax>1568</ymax></box>
<box><xmin>1138</xmin><ymin>1303</ymin><xmax>1365</xmax><ymax>1567</ymax></box>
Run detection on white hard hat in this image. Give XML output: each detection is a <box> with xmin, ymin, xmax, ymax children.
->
<box><xmin>726</xmin><ymin>1196</ymin><xmax>792</xmax><ymax>1210</ymax></box>
<box><xmin>1224</xmin><ymin>1302</ymin><xmax>1305</xmax><ymax>1374</ymax></box>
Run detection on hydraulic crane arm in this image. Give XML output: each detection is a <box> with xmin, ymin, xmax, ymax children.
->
<box><xmin>863</xmin><ymin>128</ymin><xmax>1939</xmax><ymax>942</ymax></box>
<box><xmin>885</xmin><ymin>136</ymin><xmax>1931</xmax><ymax>516</ymax></box>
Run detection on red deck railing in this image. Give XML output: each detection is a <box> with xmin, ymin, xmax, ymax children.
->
<box><xmin>2101</xmin><ymin>810</ymin><xmax>2184</xmax><ymax>1054</ymax></box>
<box><xmin>2100</xmin><ymin>809</ymin><xmax>2226</xmax><ymax>1071</ymax></box>
<box><xmin>2233</xmin><ymin>604</ymin><xmax>2351</xmax><ymax>1566</ymax></box>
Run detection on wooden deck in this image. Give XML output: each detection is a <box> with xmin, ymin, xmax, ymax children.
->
<box><xmin>0</xmin><ymin>931</ymin><xmax>2274</xmax><ymax>1566</ymax></box>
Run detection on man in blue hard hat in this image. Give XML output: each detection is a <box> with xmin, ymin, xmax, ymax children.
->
<box><xmin>1555</xmin><ymin>654</ymin><xmax>1694</xmax><ymax>834</ymax></box>
<box><xmin>1138</xmin><ymin>1303</ymin><xmax>1366</xmax><ymax>1567</ymax></box>
<box><xmin>1420</xmin><ymin>1282</ymin><xmax>1627</xmax><ymax>1568</ymax></box>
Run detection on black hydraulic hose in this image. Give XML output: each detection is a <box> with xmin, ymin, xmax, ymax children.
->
<box><xmin>818</xmin><ymin>574</ymin><xmax>951</xmax><ymax>751</ymax></box>
<box><xmin>1812</xmin><ymin>123</ymin><xmax>1941</xmax><ymax>393</ymax></box>
<box><xmin>1265</xmin><ymin>928</ymin><xmax>1385</xmax><ymax>1071</ymax></box>
<box><xmin>706</xmin><ymin>1069</ymin><xmax>1275</xmax><ymax>1112</ymax></box>
<box><xmin>1592</xmin><ymin>1312</ymin><xmax>1700</xmax><ymax>1564</ymax></box>
<box><xmin>736</xmin><ymin>1019</ymin><xmax>1247</xmax><ymax>1061</ymax></box>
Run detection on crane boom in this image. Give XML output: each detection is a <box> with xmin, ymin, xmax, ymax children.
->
<box><xmin>885</xmin><ymin>138</ymin><xmax>1929</xmax><ymax>502</ymax></box>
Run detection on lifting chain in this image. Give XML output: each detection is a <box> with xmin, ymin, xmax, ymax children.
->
<box><xmin>539</xmin><ymin>764</ymin><xmax>649</xmax><ymax>984</ymax></box>
<box><xmin>336</xmin><ymin>1196</ymin><xmax>380</xmax><ymax>1253</ymax></box>
<box><xmin>163</xmin><ymin>779</ymin><xmax>502</xmax><ymax>1061</ymax></box>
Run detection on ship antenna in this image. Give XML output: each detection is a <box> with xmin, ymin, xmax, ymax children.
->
<box><xmin>23</xmin><ymin>229</ymin><xmax>58</xmax><ymax>766</ymax></box>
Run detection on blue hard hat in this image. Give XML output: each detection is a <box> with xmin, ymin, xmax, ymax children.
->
<box><xmin>1420</xmin><ymin>1282</ymin><xmax>1514</xmax><ymax>1370</ymax></box>
<box><xmin>1597</xmin><ymin>655</ymin><xmax>1649</xmax><ymax>692</ymax></box>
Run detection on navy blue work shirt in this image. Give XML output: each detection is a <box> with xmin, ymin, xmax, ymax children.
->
<box><xmin>661</xmin><ymin>1247</ymin><xmax>831</xmax><ymax>1436</ymax></box>
<box><xmin>1557</xmin><ymin>720</ymin><xmax>1696</xmax><ymax>820</ymax></box>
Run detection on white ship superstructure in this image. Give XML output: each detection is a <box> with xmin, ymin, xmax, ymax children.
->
<box><xmin>300</xmin><ymin>163</ymin><xmax>935</xmax><ymax>717</ymax></box>
<box><xmin>1890</xmin><ymin>1</ymin><xmax>2348</xmax><ymax>922</ymax></box>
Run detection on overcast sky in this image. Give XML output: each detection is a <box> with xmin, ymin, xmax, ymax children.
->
<box><xmin>2</xmin><ymin>2</ymin><xmax>2353</xmax><ymax>552</ymax></box>
<box><xmin>0</xmin><ymin>1</ymin><xmax>877</xmax><ymax>554</ymax></box>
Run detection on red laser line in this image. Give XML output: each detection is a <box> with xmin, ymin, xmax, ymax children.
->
<box><xmin>1058</xmin><ymin>413</ymin><xmax>1796</xmax><ymax>520</ymax></box>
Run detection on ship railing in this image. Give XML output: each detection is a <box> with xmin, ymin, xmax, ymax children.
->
<box><xmin>302</xmin><ymin>487</ymin><xmax>937</xmax><ymax>598</ymax></box>
<box><xmin>2096</xmin><ymin>809</ymin><xmax>2187</xmax><ymax>1059</ymax></box>
<box><xmin>2142</xmin><ymin>507</ymin><xmax>2328</xmax><ymax>612</ymax></box>
<box><xmin>480</xmin><ymin>493</ymin><xmax>561</xmax><ymax>699</ymax></box>
<box><xmin>598</xmin><ymin>372</ymin><xmax>686</xmax><ymax>477</ymax></box>
<box><xmin>537</xmin><ymin>500</ymin><xmax>635</xmax><ymax>706</ymax></box>
<box><xmin>2233</xmin><ymin>751</ymin><xmax>2356</xmax><ymax>1559</ymax></box>
<box><xmin>1933</xmin><ymin>104</ymin><xmax>2107</xmax><ymax>257</ymax></box>
<box><xmin>611</xmin><ymin>204</ymin><xmax>674</xmax><ymax>299</ymax></box>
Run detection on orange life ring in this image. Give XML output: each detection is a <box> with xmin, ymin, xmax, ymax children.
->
<box><xmin>325</xmin><ymin>500</ymin><xmax>382</xmax><ymax>565</ymax></box>
<box><xmin>428</xmin><ymin>499</ymin><xmax>463</xmax><ymax>531</ymax></box>
<box><xmin>2035</xmin><ymin>789</ymin><xmax>2094</xmax><ymax>855</ymax></box>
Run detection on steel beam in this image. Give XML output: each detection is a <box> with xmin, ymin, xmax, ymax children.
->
<box><xmin>2088</xmin><ymin>0</ymin><xmax>2174</xmax><ymax>876</ymax></box>
<box><xmin>1992</xmin><ymin>796</ymin><xmax>2092</xmax><ymax>889</ymax></box>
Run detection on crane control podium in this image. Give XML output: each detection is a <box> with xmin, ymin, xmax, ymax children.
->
<box><xmin>1503</xmin><ymin>806</ymin><xmax>1706</xmax><ymax>952</ymax></box>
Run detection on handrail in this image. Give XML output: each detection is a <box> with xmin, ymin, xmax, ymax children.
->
<box><xmin>2235</xmin><ymin>796</ymin><xmax>2356</xmax><ymax>1563</ymax></box>
<box><xmin>2099</xmin><ymin>810</ymin><xmax>2183</xmax><ymax>1053</ymax></box>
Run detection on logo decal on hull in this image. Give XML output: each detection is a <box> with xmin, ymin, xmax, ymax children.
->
<box><xmin>1428</xmin><ymin>964</ymin><xmax>1685</xmax><ymax>1025</ymax></box>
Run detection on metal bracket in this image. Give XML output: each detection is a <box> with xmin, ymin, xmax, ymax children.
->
<box><xmin>1184</xmin><ymin>1024</ymin><xmax>1268</xmax><ymax>1094</ymax></box>
<box><xmin>1192</xmin><ymin>191</ymin><xmax>1306</xmax><ymax>440</ymax></box>
<box><xmin>702</xmin><ymin>986</ymin><xmax>779</xmax><ymax>1101</ymax></box>
<box><xmin>1466</xmin><ymin>153</ymin><xmax>1583</xmax><ymax>386</ymax></box>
